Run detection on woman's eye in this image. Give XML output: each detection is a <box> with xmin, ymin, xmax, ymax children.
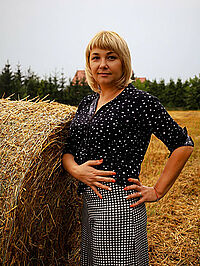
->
<box><xmin>108</xmin><ymin>56</ymin><xmax>117</xmax><ymax>60</ymax></box>
<box><xmin>91</xmin><ymin>56</ymin><xmax>99</xmax><ymax>60</ymax></box>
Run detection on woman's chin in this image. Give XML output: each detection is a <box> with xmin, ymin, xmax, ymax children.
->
<box><xmin>97</xmin><ymin>79</ymin><xmax>115</xmax><ymax>88</ymax></box>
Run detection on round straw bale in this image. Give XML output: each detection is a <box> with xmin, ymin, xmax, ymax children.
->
<box><xmin>0</xmin><ymin>97</ymin><xmax>81</xmax><ymax>265</ymax></box>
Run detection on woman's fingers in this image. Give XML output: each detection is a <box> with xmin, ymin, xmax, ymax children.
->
<box><xmin>126</xmin><ymin>192</ymin><xmax>142</xmax><ymax>200</ymax></box>
<box><xmin>130</xmin><ymin>198</ymin><xmax>144</xmax><ymax>208</ymax></box>
<box><xmin>86</xmin><ymin>159</ymin><xmax>104</xmax><ymax>165</ymax></box>
<box><xmin>86</xmin><ymin>160</ymin><xmax>116</xmax><ymax>177</ymax></box>
<box><xmin>96</xmin><ymin>176</ymin><xmax>116</xmax><ymax>183</ymax></box>
<box><xmin>128</xmin><ymin>178</ymin><xmax>141</xmax><ymax>185</ymax></box>
<box><xmin>97</xmin><ymin>170</ymin><xmax>116</xmax><ymax>176</ymax></box>
<box><xmin>94</xmin><ymin>181</ymin><xmax>112</xmax><ymax>191</ymax></box>
<box><xmin>125</xmin><ymin>186</ymin><xmax>159</xmax><ymax>207</ymax></box>
<box><xmin>124</xmin><ymin>184</ymin><xmax>141</xmax><ymax>191</ymax></box>
<box><xmin>90</xmin><ymin>185</ymin><xmax>103</xmax><ymax>199</ymax></box>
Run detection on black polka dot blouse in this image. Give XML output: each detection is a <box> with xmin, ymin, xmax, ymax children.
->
<box><xmin>62</xmin><ymin>83</ymin><xmax>194</xmax><ymax>195</ymax></box>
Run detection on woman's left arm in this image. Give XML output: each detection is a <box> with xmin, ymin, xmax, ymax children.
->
<box><xmin>124</xmin><ymin>94</ymin><xmax>194</xmax><ymax>207</ymax></box>
<box><xmin>153</xmin><ymin>145</ymin><xmax>193</xmax><ymax>199</ymax></box>
<box><xmin>124</xmin><ymin>145</ymin><xmax>193</xmax><ymax>207</ymax></box>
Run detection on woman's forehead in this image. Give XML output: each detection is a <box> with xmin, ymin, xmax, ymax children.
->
<box><xmin>90</xmin><ymin>48</ymin><xmax>117</xmax><ymax>55</ymax></box>
<box><xmin>90</xmin><ymin>48</ymin><xmax>119</xmax><ymax>56</ymax></box>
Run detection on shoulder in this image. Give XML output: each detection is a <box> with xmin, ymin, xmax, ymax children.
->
<box><xmin>78</xmin><ymin>92</ymin><xmax>98</xmax><ymax>108</ymax></box>
<box><xmin>126</xmin><ymin>83</ymin><xmax>160</xmax><ymax>106</ymax></box>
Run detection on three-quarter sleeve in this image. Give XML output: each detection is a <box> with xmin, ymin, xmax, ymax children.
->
<box><xmin>146</xmin><ymin>95</ymin><xmax>194</xmax><ymax>157</ymax></box>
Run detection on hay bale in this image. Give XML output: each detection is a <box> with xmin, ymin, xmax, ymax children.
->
<box><xmin>0</xmin><ymin>97</ymin><xmax>82</xmax><ymax>265</ymax></box>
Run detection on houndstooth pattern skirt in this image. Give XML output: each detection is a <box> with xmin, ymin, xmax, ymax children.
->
<box><xmin>80</xmin><ymin>182</ymin><xmax>149</xmax><ymax>266</ymax></box>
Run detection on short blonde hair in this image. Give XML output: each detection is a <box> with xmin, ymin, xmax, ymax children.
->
<box><xmin>85</xmin><ymin>31</ymin><xmax>132</xmax><ymax>92</ymax></box>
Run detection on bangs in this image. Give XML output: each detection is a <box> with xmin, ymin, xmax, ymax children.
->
<box><xmin>87</xmin><ymin>31</ymin><xmax>123</xmax><ymax>59</ymax></box>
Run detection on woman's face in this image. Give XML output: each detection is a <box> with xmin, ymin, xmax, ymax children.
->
<box><xmin>89</xmin><ymin>48</ymin><xmax>123</xmax><ymax>89</ymax></box>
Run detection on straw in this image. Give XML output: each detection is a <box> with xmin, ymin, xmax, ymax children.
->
<box><xmin>0</xmin><ymin>97</ymin><xmax>81</xmax><ymax>265</ymax></box>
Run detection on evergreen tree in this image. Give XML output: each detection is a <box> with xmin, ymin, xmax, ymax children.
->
<box><xmin>165</xmin><ymin>79</ymin><xmax>176</xmax><ymax>108</ymax></box>
<box><xmin>13</xmin><ymin>64</ymin><xmax>25</xmax><ymax>99</ymax></box>
<box><xmin>186</xmin><ymin>75</ymin><xmax>200</xmax><ymax>110</ymax></box>
<box><xmin>50</xmin><ymin>72</ymin><xmax>60</xmax><ymax>102</ymax></box>
<box><xmin>157</xmin><ymin>79</ymin><xmax>166</xmax><ymax>105</ymax></box>
<box><xmin>59</xmin><ymin>71</ymin><xmax>66</xmax><ymax>90</ymax></box>
<box><xmin>0</xmin><ymin>61</ymin><xmax>14</xmax><ymax>98</ymax></box>
<box><xmin>24</xmin><ymin>68</ymin><xmax>40</xmax><ymax>98</ymax></box>
<box><xmin>64</xmin><ymin>78</ymin><xmax>92</xmax><ymax>106</ymax></box>
<box><xmin>133</xmin><ymin>79</ymin><xmax>146</xmax><ymax>92</ymax></box>
<box><xmin>174</xmin><ymin>78</ymin><xmax>187</xmax><ymax>108</ymax></box>
<box><xmin>57</xmin><ymin>71</ymin><xmax>66</xmax><ymax>103</ymax></box>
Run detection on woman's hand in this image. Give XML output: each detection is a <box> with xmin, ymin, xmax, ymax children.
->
<box><xmin>72</xmin><ymin>159</ymin><xmax>116</xmax><ymax>199</ymax></box>
<box><xmin>124</xmin><ymin>178</ymin><xmax>158</xmax><ymax>207</ymax></box>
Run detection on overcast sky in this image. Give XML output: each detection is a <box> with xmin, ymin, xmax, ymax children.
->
<box><xmin>1</xmin><ymin>0</ymin><xmax>199</xmax><ymax>83</ymax></box>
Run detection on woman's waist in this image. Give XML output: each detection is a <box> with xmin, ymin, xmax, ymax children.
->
<box><xmin>77</xmin><ymin>173</ymin><xmax>140</xmax><ymax>196</ymax></box>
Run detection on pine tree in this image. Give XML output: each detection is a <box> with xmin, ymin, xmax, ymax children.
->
<box><xmin>57</xmin><ymin>71</ymin><xmax>66</xmax><ymax>103</ymax></box>
<box><xmin>174</xmin><ymin>78</ymin><xmax>187</xmax><ymax>108</ymax></box>
<box><xmin>133</xmin><ymin>79</ymin><xmax>146</xmax><ymax>92</ymax></box>
<box><xmin>157</xmin><ymin>79</ymin><xmax>166</xmax><ymax>105</ymax></box>
<box><xmin>0</xmin><ymin>61</ymin><xmax>14</xmax><ymax>98</ymax></box>
<box><xmin>13</xmin><ymin>64</ymin><xmax>25</xmax><ymax>99</ymax></box>
<box><xmin>186</xmin><ymin>75</ymin><xmax>200</xmax><ymax>110</ymax></box>
<box><xmin>166</xmin><ymin>79</ymin><xmax>176</xmax><ymax>108</ymax></box>
<box><xmin>24</xmin><ymin>67</ymin><xmax>40</xmax><ymax>99</ymax></box>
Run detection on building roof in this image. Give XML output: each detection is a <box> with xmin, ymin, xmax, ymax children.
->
<box><xmin>72</xmin><ymin>70</ymin><xmax>87</xmax><ymax>85</ymax></box>
<box><xmin>135</xmin><ymin>77</ymin><xmax>146</xmax><ymax>83</ymax></box>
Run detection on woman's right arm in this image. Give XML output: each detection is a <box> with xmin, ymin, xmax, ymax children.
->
<box><xmin>62</xmin><ymin>153</ymin><xmax>116</xmax><ymax>199</ymax></box>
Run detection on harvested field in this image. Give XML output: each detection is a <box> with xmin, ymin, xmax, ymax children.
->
<box><xmin>141</xmin><ymin>111</ymin><xmax>200</xmax><ymax>265</ymax></box>
<box><xmin>0</xmin><ymin>97</ymin><xmax>199</xmax><ymax>266</ymax></box>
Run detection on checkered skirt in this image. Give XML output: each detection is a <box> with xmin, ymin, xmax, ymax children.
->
<box><xmin>81</xmin><ymin>182</ymin><xmax>149</xmax><ymax>266</ymax></box>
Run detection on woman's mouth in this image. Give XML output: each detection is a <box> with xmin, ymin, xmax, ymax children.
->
<box><xmin>98</xmin><ymin>73</ymin><xmax>112</xmax><ymax>76</ymax></box>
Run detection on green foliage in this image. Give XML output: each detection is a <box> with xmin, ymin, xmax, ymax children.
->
<box><xmin>0</xmin><ymin>62</ymin><xmax>93</xmax><ymax>106</ymax></box>
<box><xmin>0</xmin><ymin>61</ymin><xmax>14</xmax><ymax>97</ymax></box>
<box><xmin>133</xmin><ymin>75</ymin><xmax>200</xmax><ymax>110</ymax></box>
<box><xmin>0</xmin><ymin>62</ymin><xmax>199</xmax><ymax>109</ymax></box>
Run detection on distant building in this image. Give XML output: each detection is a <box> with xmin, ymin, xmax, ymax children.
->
<box><xmin>136</xmin><ymin>77</ymin><xmax>146</xmax><ymax>83</ymax></box>
<box><xmin>72</xmin><ymin>70</ymin><xmax>87</xmax><ymax>85</ymax></box>
<box><xmin>72</xmin><ymin>70</ymin><xmax>146</xmax><ymax>85</ymax></box>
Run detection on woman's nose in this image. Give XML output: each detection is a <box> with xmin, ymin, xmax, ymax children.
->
<box><xmin>99</xmin><ymin>58</ymin><xmax>108</xmax><ymax>69</ymax></box>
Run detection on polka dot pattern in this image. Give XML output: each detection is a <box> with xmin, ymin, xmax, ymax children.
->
<box><xmin>62</xmin><ymin>83</ymin><xmax>194</xmax><ymax>195</ymax></box>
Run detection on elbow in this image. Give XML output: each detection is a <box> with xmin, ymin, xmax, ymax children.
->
<box><xmin>187</xmin><ymin>145</ymin><xmax>194</xmax><ymax>156</ymax></box>
<box><xmin>181</xmin><ymin>145</ymin><xmax>194</xmax><ymax>158</ymax></box>
<box><xmin>170</xmin><ymin>145</ymin><xmax>194</xmax><ymax>159</ymax></box>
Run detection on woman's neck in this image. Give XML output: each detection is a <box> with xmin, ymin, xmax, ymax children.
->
<box><xmin>99</xmin><ymin>86</ymin><xmax>124</xmax><ymax>102</ymax></box>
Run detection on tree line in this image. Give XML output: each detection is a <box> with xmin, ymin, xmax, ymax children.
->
<box><xmin>0</xmin><ymin>62</ymin><xmax>199</xmax><ymax>109</ymax></box>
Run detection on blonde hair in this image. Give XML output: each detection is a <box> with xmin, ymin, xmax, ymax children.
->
<box><xmin>85</xmin><ymin>31</ymin><xmax>132</xmax><ymax>92</ymax></box>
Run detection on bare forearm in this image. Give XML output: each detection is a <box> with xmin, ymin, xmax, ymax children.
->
<box><xmin>154</xmin><ymin>146</ymin><xmax>193</xmax><ymax>199</ymax></box>
<box><xmin>62</xmin><ymin>153</ymin><xmax>79</xmax><ymax>178</ymax></box>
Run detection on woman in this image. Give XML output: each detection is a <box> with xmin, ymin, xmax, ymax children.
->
<box><xmin>62</xmin><ymin>31</ymin><xmax>194</xmax><ymax>266</ymax></box>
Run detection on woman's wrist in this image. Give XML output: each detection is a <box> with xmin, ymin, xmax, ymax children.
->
<box><xmin>153</xmin><ymin>187</ymin><xmax>159</xmax><ymax>201</ymax></box>
<box><xmin>70</xmin><ymin>164</ymin><xmax>81</xmax><ymax>180</ymax></box>
<box><xmin>153</xmin><ymin>185</ymin><xmax>164</xmax><ymax>201</ymax></box>
<box><xmin>62</xmin><ymin>153</ymin><xmax>80</xmax><ymax>180</ymax></box>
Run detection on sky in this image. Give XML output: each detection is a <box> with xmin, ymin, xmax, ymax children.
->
<box><xmin>0</xmin><ymin>0</ymin><xmax>200</xmax><ymax>83</ymax></box>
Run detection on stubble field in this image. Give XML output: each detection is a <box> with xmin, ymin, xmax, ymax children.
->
<box><xmin>140</xmin><ymin>111</ymin><xmax>200</xmax><ymax>265</ymax></box>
